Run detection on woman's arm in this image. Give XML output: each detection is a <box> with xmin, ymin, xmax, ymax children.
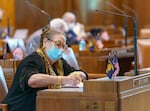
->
<box><xmin>28</xmin><ymin>73</ymin><xmax>81</xmax><ymax>88</ymax></box>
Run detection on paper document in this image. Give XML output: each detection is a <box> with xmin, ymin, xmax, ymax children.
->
<box><xmin>62</xmin><ymin>82</ymin><xmax>83</xmax><ymax>88</ymax></box>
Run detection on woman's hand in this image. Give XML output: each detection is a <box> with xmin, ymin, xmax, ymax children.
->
<box><xmin>61</xmin><ymin>72</ymin><xmax>83</xmax><ymax>86</ymax></box>
<box><xmin>70</xmin><ymin>71</ymin><xmax>86</xmax><ymax>80</ymax></box>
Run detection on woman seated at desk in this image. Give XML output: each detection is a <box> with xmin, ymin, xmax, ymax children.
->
<box><xmin>2</xmin><ymin>26</ymin><xmax>88</xmax><ymax>111</ymax></box>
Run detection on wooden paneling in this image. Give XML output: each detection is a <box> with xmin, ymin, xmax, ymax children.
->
<box><xmin>14</xmin><ymin>0</ymin><xmax>131</xmax><ymax>35</ymax></box>
<box><xmin>72</xmin><ymin>0</ymin><xmax>122</xmax><ymax>29</ymax></box>
<box><xmin>0</xmin><ymin>0</ymin><xmax>15</xmax><ymax>35</ymax></box>
<box><xmin>15</xmin><ymin>0</ymin><xmax>45</xmax><ymax>33</ymax></box>
<box><xmin>133</xmin><ymin>0</ymin><xmax>150</xmax><ymax>31</ymax></box>
<box><xmin>1</xmin><ymin>0</ymin><xmax>150</xmax><ymax>38</ymax></box>
<box><xmin>15</xmin><ymin>0</ymin><xmax>73</xmax><ymax>34</ymax></box>
<box><xmin>0</xmin><ymin>0</ymin><xmax>15</xmax><ymax>26</ymax></box>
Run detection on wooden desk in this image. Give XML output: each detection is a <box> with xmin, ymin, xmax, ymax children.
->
<box><xmin>36</xmin><ymin>73</ymin><xmax>150</xmax><ymax>111</ymax></box>
<box><xmin>78</xmin><ymin>48</ymin><xmax>134</xmax><ymax>76</ymax></box>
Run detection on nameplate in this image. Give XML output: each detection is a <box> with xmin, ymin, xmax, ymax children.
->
<box><xmin>133</xmin><ymin>75</ymin><xmax>150</xmax><ymax>88</ymax></box>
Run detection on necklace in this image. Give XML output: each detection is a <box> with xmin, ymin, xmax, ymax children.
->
<box><xmin>36</xmin><ymin>48</ymin><xmax>62</xmax><ymax>88</ymax></box>
<box><xmin>36</xmin><ymin>48</ymin><xmax>56</xmax><ymax>76</ymax></box>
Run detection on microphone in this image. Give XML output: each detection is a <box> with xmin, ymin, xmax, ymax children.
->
<box><xmin>107</xmin><ymin>2</ymin><xmax>126</xmax><ymax>14</ymax></box>
<box><xmin>25</xmin><ymin>0</ymin><xmax>51</xmax><ymax>27</ymax></box>
<box><xmin>96</xmin><ymin>9</ymin><xmax>138</xmax><ymax>76</ymax></box>
<box><xmin>122</xmin><ymin>4</ymin><xmax>138</xmax><ymax>30</ymax></box>
<box><xmin>122</xmin><ymin>4</ymin><xmax>138</xmax><ymax>20</ymax></box>
<box><xmin>7</xmin><ymin>16</ymin><xmax>10</xmax><ymax>37</ymax></box>
<box><xmin>107</xmin><ymin>2</ymin><xmax>128</xmax><ymax>47</ymax></box>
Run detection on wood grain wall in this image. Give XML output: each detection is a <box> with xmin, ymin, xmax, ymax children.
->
<box><xmin>14</xmin><ymin>0</ymin><xmax>133</xmax><ymax>35</ymax></box>
<box><xmin>14</xmin><ymin>0</ymin><xmax>73</xmax><ymax>33</ymax></box>
<box><xmin>0</xmin><ymin>0</ymin><xmax>15</xmax><ymax>35</ymax></box>
<box><xmin>0</xmin><ymin>0</ymin><xmax>150</xmax><ymax>36</ymax></box>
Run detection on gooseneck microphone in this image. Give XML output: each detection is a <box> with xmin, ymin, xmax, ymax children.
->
<box><xmin>25</xmin><ymin>0</ymin><xmax>51</xmax><ymax>27</ymax></box>
<box><xmin>7</xmin><ymin>16</ymin><xmax>10</xmax><ymax>37</ymax></box>
<box><xmin>107</xmin><ymin>2</ymin><xmax>126</xmax><ymax>15</ymax></box>
<box><xmin>96</xmin><ymin>9</ymin><xmax>138</xmax><ymax>76</ymax></box>
<box><xmin>107</xmin><ymin>2</ymin><xmax>128</xmax><ymax>47</ymax></box>
<box><xmin>123</xmin><ymin>4</ymin><xmax>138</xmax><ymax>30</ymax></box>
<box><xmin>122</xmin><ymin>4</ymin><xmax>138</xmax><ymax>20</ymax></box>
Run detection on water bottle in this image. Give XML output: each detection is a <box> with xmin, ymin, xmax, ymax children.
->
<box><xmin>79</xmin><ymin>39</ymin><xmax>86</xmax><ymax>51</ymax></box>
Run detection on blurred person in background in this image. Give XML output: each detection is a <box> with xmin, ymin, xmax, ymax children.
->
<box><xmin>25</xmin><ymin>18</ymin><xmax>68</xmax><ymax>56</ymax></box>
<box><xmin>62</xmin><ymin>11</ymin><xmax>87</xmax><ymax>46</ymax></box>
<box><xmin>49</xmin><ymin>18</ymin><xmax>80</xmax><ymax>69</ymax></box>
<box><xmin>88</xmin><ymin>28</ymin><xmax>110</xmax><ymax>50</ymax></box>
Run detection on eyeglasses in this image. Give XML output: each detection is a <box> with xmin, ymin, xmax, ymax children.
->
<box><xmin>48</xmin><ymin>39</ymin><xmax>67</xmax><ymax>50</ymax></box>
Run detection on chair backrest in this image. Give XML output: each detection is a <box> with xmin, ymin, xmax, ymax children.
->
<box><xmin>139</xmin><ymin>28</ymin><xmax>150</xmax><ymax>38</ymax></box>
<box><xmin>0</xmin><ymin>66</ymin><xmax>8</xmax><ymax>102</ymax></box>
<box><xmin>62</xmin><ymin>47</ymin><xmax>79</xmax><ymax>69</ymax></box>
<box><xmin>137</xmin><ymin>39</ymin><xmax>150</xmax><ymax>68</ymax></box>
<box><xmin>70</xmin><ymin>45</ymin><xmax>79</xmax><ymax>56</ymax></box>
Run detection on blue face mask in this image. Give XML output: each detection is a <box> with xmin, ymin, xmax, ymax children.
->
<box><xmin>46</xmin><ymin>44</ymin><xmax>63</xmax><ymax>62</ymax></box>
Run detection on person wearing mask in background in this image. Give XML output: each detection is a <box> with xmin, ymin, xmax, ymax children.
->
<box><xmin>89</xmin><ymin>28</ymin><xmax>110</xmax><ymax>50</ymax></box>
<box><xmin>26</xmin><ymin>18</ymin><xmax>68</xmax><ymax>56</ymax></box>
<box><xmin>49</xmin><ymin>18</ymin><xmax>80</xmax><ymax>69</ymax></box>
<box><xmin>50</xmin><ymin>18</ymin><xmax>68</xmax><ymax>33</ymax></box>
<box><xmin>62</xmin><ymin>11</ymin><xmax>87</xmax><ymax>46</ymax></box>
<box><xmin>2</xmin><ymin>26</ymin><xmax>88</xmax><ymax>111</ymax></box>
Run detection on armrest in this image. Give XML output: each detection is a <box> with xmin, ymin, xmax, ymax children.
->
<box><xmin>0</xmin><ymin>103</ymin><xmax>8</xmax><ymax>111</ymax></box>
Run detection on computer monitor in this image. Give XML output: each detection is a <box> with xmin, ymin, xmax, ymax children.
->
<box><xmin>13</xmin><ymin>29</ymin><xmax>28</xmax><ymax>40</ymax></box>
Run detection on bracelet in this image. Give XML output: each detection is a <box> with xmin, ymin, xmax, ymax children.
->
<box><xmin>57</xmin><ymin>76</ymin><xmax>62</xmax><ymax>85</ymax></box>
<box><xmin>48</xmin><ymin>76</ymin><xmax>62</xmax><ymax>89</ymax></box>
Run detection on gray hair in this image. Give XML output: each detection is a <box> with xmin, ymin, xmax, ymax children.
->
<box><xmin>62</xmin><ymin>12</ymin><xmax>76</xmax><ymax>23</ymax></box>
<box><xmin>50</xmin><ymin>18</ymin><xmax>68</xmax><ymax>32</ymax></box>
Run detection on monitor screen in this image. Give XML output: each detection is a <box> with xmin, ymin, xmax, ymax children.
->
<box><xmin>13</xmin><ymin>29</ymin><xmax>28</xmax><ymax>40</ymax></box>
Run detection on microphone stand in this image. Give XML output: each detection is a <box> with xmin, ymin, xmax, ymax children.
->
<box><xmin>96</xmin><ymin>9</ymin><xmax>138</xmax><ymax>76</ymax></box>
<box><xmin>107</xmin><ymin>2</ymin><xmax>128</xmax><ymax>47</ymax></box>
<box><xmin>7</xmin><ymin>16</ymin><xmax>10</xmax><ymax>37</ymax></box>
<box><xmin>123</xmin><ymin>4</ymin><xmax>138</xmax><ymax>31</ymax></box>
<box><xmin>3</xmin><ymin>15</ymin><xmax>11</xmax><ymax>59</ymax></box>
<box><xmin>25</xmin><ymin>0</ymin><xmax>51</xmax><ymax>28</ymax></box>
<box><xmin>123</xmin><ymin>4</ymin><xmax>138</xmax><ymax>20</ymax></box>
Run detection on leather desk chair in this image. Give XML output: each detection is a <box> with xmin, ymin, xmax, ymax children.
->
<box><xmin>0</xmin><ymin>66</ymin><xmax>8</xmax><ymax>111</ymax></box>
<box><xmin>137</xmin><ymin>39</ymin><xmax>150</xmax><ymax>69</ymax></box>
